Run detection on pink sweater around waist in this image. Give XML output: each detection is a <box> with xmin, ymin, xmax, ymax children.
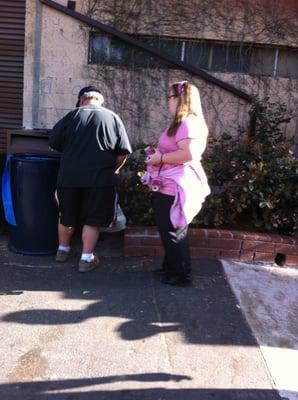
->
<box><xmin>141</xmin><ymin>163</ymin><xmax>210</xmax><ymax>228</ymax></box>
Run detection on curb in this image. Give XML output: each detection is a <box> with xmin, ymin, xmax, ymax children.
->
<box><xmin>124</xmin><ymin>227</ymin><xmax>298</xmax><ymax>268</ymax></box>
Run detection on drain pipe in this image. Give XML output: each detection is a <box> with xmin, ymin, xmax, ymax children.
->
<box><xmin>32</xmin><ymin>0</ymin><xmax>43</xmax><ymax>128</ymax></box>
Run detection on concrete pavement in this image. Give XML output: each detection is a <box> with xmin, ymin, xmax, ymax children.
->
<box><xmin>223</xmin><ymin>260</ymin><xmax>298</xmax><ymax>400</ymax></box>
<box><xmin>0</xmin><ymin>232</ymin><xmax>295</xmax><ymax>399</ymax></box>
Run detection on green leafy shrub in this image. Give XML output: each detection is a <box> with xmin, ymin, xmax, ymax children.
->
<box><xmin>119</xmin><ymin>99</ymin><xmax>298</xmax><ymax>236</ymax></box>
<box><xmin>193</xmin><ymin>99</ymin><xmax>297</xmax><ymax>236</ymax></box>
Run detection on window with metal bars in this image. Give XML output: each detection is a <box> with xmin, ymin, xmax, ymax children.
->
<box><xmin>89</xmin><ymin>33</ymin><xmax>298</xmax><ymax>79</ymax></box>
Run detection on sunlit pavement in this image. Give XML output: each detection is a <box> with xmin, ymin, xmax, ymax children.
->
<box><xmin>223</xmin><ymin>260</ymin><xmax>298</xmax><ymax>400</ymax></box>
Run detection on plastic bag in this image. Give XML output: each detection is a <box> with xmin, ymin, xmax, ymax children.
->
<box><xmin>101</xmin><ymin>204</ymin><xmax>126</xmax><ymax>233</ymax></box>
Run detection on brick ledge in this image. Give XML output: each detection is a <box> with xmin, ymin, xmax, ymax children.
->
<box><xmin>124</xmin><ymin>227</ymin><xmax>298</xmax><ymax>268</ymax></box>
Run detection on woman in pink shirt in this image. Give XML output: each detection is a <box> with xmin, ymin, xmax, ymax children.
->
<box><xmin>144</xmin><ymin>81</ymin><xmax>210</xmax><ymax>286</ymax></box>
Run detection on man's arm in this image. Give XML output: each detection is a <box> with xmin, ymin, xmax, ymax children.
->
<box><xmin>48</xmin><ymin>115</ymin><xmax>68</xmax><ymax>152</ymax></box>
<box><xmin>113</xmin><ymin>115</ymin><xmax>132</xmax><ymax>174</ymax></box>
<box><xmin>115</xmin><ymin>155</ymin><xmax>128</xmax><ymax>174</ymax></box>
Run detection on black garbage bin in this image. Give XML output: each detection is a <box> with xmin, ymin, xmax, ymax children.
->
<box><xmin>9</xmin><ymin>154</ymin><xmax>60</xmax><ymax>255</ymax></box>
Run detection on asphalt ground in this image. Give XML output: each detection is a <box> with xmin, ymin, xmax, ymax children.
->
<box><xmin>0</xmin><ymin>232</ymin><xmax>284</xmax><ymax>400</ymax></box>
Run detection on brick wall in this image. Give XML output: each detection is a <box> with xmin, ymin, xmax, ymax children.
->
<box><xmin>124</xmin><ymin>227</ymin><xmax>298</xmax><ymax>267</ymax></box>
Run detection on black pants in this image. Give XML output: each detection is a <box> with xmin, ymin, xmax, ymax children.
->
<box><xmin>152</xmin><ymin>192</ymin><xmax>191</xmax><ymax>278</ymax></box>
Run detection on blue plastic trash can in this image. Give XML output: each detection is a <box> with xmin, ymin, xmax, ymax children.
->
<box><xmin>9</xmin><ymin>154</ymin><xmax>60</xmax><ymax>255</ymax></box>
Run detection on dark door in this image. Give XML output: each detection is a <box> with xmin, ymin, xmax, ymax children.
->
<box><xmin>0</xmin><ymin>0</ymin><xmax>25</xmax><ymax>153</ymax></box>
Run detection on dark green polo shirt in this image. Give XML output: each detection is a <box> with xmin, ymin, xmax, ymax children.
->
<box><xmin>49</xmin><ymin>104</ymin><xmax>132</xmax><ymax>187</ymax></box>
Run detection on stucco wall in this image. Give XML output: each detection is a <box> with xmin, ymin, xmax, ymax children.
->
<box><xmin>23</xmin><ymin>0</ymin><xmax>88</xmax><ymax>129</ymax></box>
<box><xmin>23</xmin><ymin>0</ymin><xmax>298</xmax><ymax>145</ymax></box>
<box><xmin>79</xmin><ymin>0</ymin><xmax>298</xmax><ymax>47</ymax></box>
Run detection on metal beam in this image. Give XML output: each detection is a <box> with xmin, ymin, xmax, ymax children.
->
<box><xmin>40</xmin><ymin>0</ymin><xmax>252</xmax><ymax>102</ymax></box>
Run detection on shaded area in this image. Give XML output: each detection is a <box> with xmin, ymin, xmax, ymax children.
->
<box><xmin>0</xmin><ymin>378</ymin><xmax>281</xmax><ymax>400</ymax></box>
<box><xmin>0</xmin><ymin>252</ymin><xmax>282</xmax><ymax>399</ymax></box>
<box><xmin>0</xmin><ymin>258</ymin><xmax>257</xmax><ymax>346</ymax></box>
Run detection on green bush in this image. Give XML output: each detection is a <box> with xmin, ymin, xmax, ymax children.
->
<box><xmin>119</xmin><ymin>99</ymin><xmax>298</xmax><ymax>236</ymax></box>
<box><xmin>196</xmin><ymin>99</ymin><xmax>297</xmax><ymax>236</ymax></box>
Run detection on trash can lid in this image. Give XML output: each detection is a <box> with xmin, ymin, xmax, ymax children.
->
<box><xmin>12</xmin><ymin>154</ymin><xmax>60</xmax><ymax>162</ymax></box>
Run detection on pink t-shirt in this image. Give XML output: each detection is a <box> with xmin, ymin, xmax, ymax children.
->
<box><xmin>150</xmin><ymin>115</ymin><xmax>207</xmax><ymax>196</ymax></box>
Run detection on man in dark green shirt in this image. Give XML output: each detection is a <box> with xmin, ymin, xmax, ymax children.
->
<box><xmin>49</xmin><ymin>86</ymin><xmax>132</xmax><ymax>272</ymax></box>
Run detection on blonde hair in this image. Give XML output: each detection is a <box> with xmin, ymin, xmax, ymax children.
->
<box><xmin>167</xmin><ymin>81</ymin><xmax>207</xmax><ymax>136</ymax></box>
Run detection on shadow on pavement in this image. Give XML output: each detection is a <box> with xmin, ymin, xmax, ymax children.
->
<box><xmin>0</xmin><ymin>241</ymin><xmax>283</xmax><ymax>400</ymax></box>
<box><xmin>0</xmin><ymin>378</ymin><xmax>281</xmax><ymax>400</ymax></box>
<box><xmin>0</xmin><ymin>257</ymin><xmax>259</xmax><ymax>347</ymax></box>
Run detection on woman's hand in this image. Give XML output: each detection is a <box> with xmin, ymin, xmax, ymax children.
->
<box><xmin>145</xmin><ymin>149</ymin><xmax>162</xmax><ymax>165</ymax></box>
